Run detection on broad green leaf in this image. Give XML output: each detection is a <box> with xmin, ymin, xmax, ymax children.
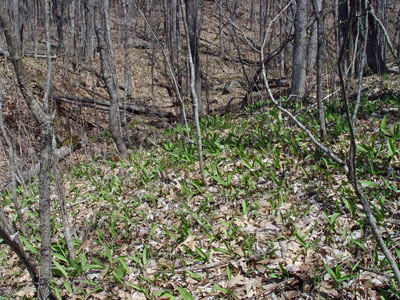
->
<box><xmin>185</xmin><ymin>270</ymin><xmax>202</xmax><ymax>282</ymax></box>
<box><xmin>329</xmin><ymin>213</ymin><xmax>341</xmax><ymax>226</ymax></box>
<box><xmin>380</xmin><ymin>115</ymin><xmax>391</xmax><ymax>136</ymax></box>
<box><xmin>396</xmin><ymin>248</ymin><xmax>400</xmax><ymax>260</ymax></box>
<box><xmin>20</xmin><ymin>236</ymin><xmax>38</xmax><ymax>255</ymax></box>
<box><xmin>83</xmin><ymin>264</ymin><xmax>105</xmax><ymax>270</ymax></box>
<box><xmin>352</xmin><ymin>240</ymin><xmax>367</xmax><ymax>251</ymax></box>
<box><xmin>64</xmin><ymin>280</ymin><xmax>73</xmax><ymax>293</ymax></box>
<box><xmin>126</xmin><ymin>282</ymin><xmax>142</xmax><ymax>291</ymax></box>
<box><xmin>53</xmin><ymin>253</ymin><xmax>69</xmax><ymax>263</ymax></box>
<box><xmin>338</xmin><ymin>273</ymin><xmax>357</xmax><ymax>282</ymax></box>
<box><xmin>114</xmin><ymin>264</ymin><xmax>126</xmax><ymax>282</ymax></box>
<box><xmin>380</xmin><ymin>115</ymin><xmax>387</xmax><ymax>131</ymax></box>
<box><xmin>359</xmin><ymin>180</ymin><xmax>380</xmax><ymax>188</ymax></box>
<box><xmin>54</xmin><ymin>287</ymin><xmax>62</xmax><ymax>300</ymax></box>
<box><xmin>80</xmin><ymin>253</ymin><xmax>87</xmax><ymax>268</ymax></box>
<box><xmin>324</xmin><ymin>264</ymin><xmax>338</xmax><ymax>282</ymax></box>
<box><xmin>53</xmin><ymin>259</ymin><xmax>68</xmax><ymax>278</ymax></box>
<box><xmin>177</xmin><ymin>287</ymin><xmax>195</xmax><ymax>300</ymax></box>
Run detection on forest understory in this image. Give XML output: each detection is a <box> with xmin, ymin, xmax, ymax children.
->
<box><xmin>0</xmin><ymin>0</ymin><xmax>400</xmax><ymax>299</ymax></box>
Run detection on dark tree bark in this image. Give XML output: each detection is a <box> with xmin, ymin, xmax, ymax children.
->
<box><xmin>70</xmin><ymin>0</ymin><xmax>78</xmax><ymax>68</ymax></box>
<box><xmin>290</xmin><ymin>0</ymin><xmax>308</xmax><ymax>99</ymax></box>
<box><xmin>395</xmin><ymin>8</ymin><xmax>400</xmax><ymax>58</ymax></box>
<box><xmin>52</xmin><ymin>0</ymin><xmax>64</xmax><ymax>52</ymax></box>
<box><xmin>339</xmin><ymin>0</ymin><xmax>389</xmax><ymax>75</ymax></box>
<box><xmin>185</xmin><ymin>0</ymin><xmax>203</xmax><ymax>115</ymax></box>
<box><xmin>94</xmin><ymin>0</ymin><xmax>128</xmax><ymax>159</ymax></box>
<box><xmin>366</xmin><ymin>5</ymin><xmax>389</xmax><ymax>74</ymax></box>
<box><xmin>313</xmin><ymin>0</ymin><xmax>326</xmax><ymax>139</ymax></box>
<box><xmin>337</xmin><ymin>0</ymin><xmax>349</xmax><ymax>71</ymax></box>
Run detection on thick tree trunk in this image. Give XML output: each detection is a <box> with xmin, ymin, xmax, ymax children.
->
<box><xmin>52</xmin><ymin>0</ymin><xmax>63</xmax><ymax>52</ymax></box>
<box><xmin>290</xmin><ymin>0</ymin><xmax>308</xmax><ymax>99</ymax></box>
<box><xmin>307</xmin><ymin>0</ymin><xmax>319</xmax><ymax>75</ymax></box>
<box><xmin>94</xmin><ymin>0</ymin><xmax>128</xmax><ymax>159</ymax></box>
<box><xmin>366</xmin><ymin>8</ymin><xmax>388</xmax><ymax>74</ymax></box>
<box><xmin>313</xmin><ymin>0</ymin><xmax>326</xmax><ymax>139</ymax></box>
<box><xmin>84</xmin><ymin>0</ymin><xmax>95</xmax><ymax>59</ymax></box>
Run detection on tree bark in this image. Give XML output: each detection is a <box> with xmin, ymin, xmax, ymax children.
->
<box><xmin>313</xmin><ymin>0</ymin><xmax>326</xmax><ymax>139</ymax></box>
<box><xmin>0</xmin><ymin>0</ymin><xmax>54</xmax><ymax>298</ymax></box>
<box><xmin>94</xmin><ymin>0</ymin><xmax>128</xmax><ymax>159</ymax></box>
<box><xmin>306</xmin><ymin>5</ymin><xmax>318</xmax><ymax>74</ymax></box>
<box><xmin>290</xmin><ymin>0</ymin><xmax>308</xmax><ymax>99</ymax></box>
<box><xmin>185</xmin><ymin>0</ymin><xmax>203</xmax><ymax>115</ymax></box>
<box><xmin>52</xmin><ymin>0</ymin><xmax>64</xmax><ymax>52</ymax></box>
<box><xmin>84</xmin><ymin>0</ymin><xmax>95</xmax><ymax>59</ymax></box>
<box><xmin>181</xmin><ymin>0</ymin><xmax>206</xmax><ymax>184</ymax></box>
<box><xmin>366</xmin><ymin>5</ymin><xmax>388</xmax><ymax>74</ymax></box>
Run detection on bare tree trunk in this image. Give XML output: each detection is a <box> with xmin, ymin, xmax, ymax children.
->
<box><xmin>352</xmin><ymin>0</ymin><xmax>368</xmax><ymax>122</ymax></box>
<box><xmin>218</xmin><ymin>0</ymin><xmax>225</xmax><ymax>57</ymax></box>
<box><xmin>185</xmin><ymin>0</ymin><xmax>203</xmax><ymax>115</ymax></box>
<box><xmin>395</xmin><ymin>8</ymin><xmax>400</xmax><ymax>57</ymax></box>
<box><xmin>53</xmin><ymin>0</ymin><xmax>64</xmax><ymax>52</ymax></box>
<box><xmin>54</xmin><ymin>160</ymin><xmax>75</xmax><ymax>260</ymax></box>
<box><xmin>85</xmin><ymin>0</ymin><xmax>95</xmax><ymax>59</ymax></box>
<box><xmin>337</xmin><ymin>0</ymin><xmax>349</xmax><ymax>72</ymax></box>
<box><xmin>181</xmin><ymin>0</ymin><xmax>206</xmax><ymax>184</ymax></box>
<box><xmin>0</xmin><ymin>0</ymin><xmax>54</xmax><ymax>298</ymax></box>
<box><xmin>313</xmin><ymin>0</ymin><xmax>326</xmax><ymax>139</ymax></box>
<box><xmin>306</xmin><ymin>1</ymin><xmax>318</xmax><ymax>75</ymax></box>
<box><xmin>365</xmin><ymin>7</ymin><xmax>388</xmax><ymax>74</ymax></box>
<box><xmin>38</xmin><ymin>1</ymin><xmax>54</xmax><ymax>298</ymax></box>
<box><xmin>70</xmin><ymin>0</ymin><xmax>77</xmax><ymax>69</ymax></box>
<box><xmin>94</xmin><ymin>0</ymin><xmax>128</xmax><ymax>159</ymax></box>
<box><xmin>122</xmin><ymin>0</ymin><xmax>132</xmax><ymax>147</ymax></box>
<box><xmin>290</xmin><ymin>0</ymin><xmax>308</xmax><ymax>99</ymax></box>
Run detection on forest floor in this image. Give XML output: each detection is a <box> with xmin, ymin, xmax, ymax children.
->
<box><xmin>0</xmin><ymin>58</ymin><xmax>400</xmax><ymax>299</ymax></box>
<box><xmin>1</xmin><ymin>2</ymin><xmax>400</xmax><ymax>298</ymax></box>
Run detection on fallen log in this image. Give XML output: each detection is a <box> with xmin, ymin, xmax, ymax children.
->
<box><xmin>241</xmin><ymin>35</ymin><xmax>293</xmax><ymax>109</ymax></box>
<box><xmin>53</xmin><ymin>94</ymin><xmax>174</xmax><ymax>119</ymax></box>
<box><xmin>0</xmin><ymin>146</ymin><xmax>72</xmax><ymax>193</ymax></box>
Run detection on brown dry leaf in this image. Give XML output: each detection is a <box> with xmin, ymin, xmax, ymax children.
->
<box><xmin>233</xmin><ymin>245</ymin><xmax>245</xmax><ymax>257</ymax></box>
<box><xmin>228</xmin><ymin>274</ymin><xmax>261</xmax><ymax>298</ymax></box>
<box><xmin>144</xmin><ymin>259</ymin><xmax>158</xmax><ymax>279</ymax></box>
<box><xmin>178</xmin><ymin>234</ymin><xmax>197</xmax><ymax>252</ymax></box>
<box><xmin>118</xmin><ymin>290</ymin><xmax>132</xmax><ymax>299</ymax></box>
<box><xmin>286</xmin><ymin>290</ymin><xmax>301</xmax><ymax>299</ymax></box>
<box><xmin>228</xmin><ymin>274</ymin><xmax>247</xmax><ymax>288</ymax></box>
<box><xmin>15</xmin><ymin>286</ymin><xmax>35</xmax><ymax>298</ymax></box>
<box><xmin>92</xmin><ymin>291</ymin><xmax>108</xmax><ymax>299</ymax></box>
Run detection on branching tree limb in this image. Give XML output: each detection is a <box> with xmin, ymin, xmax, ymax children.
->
<box><xmin>0</xmin><ymin>0</ymin><xmax>55</xmax><ymax>298</ymax></box>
